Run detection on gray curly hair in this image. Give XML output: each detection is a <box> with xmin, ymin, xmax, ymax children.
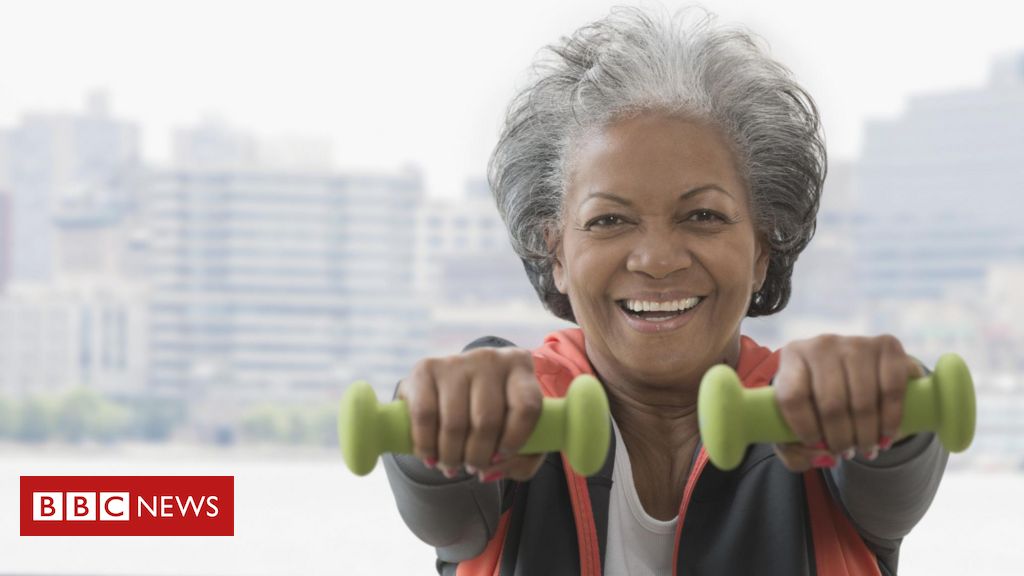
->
<box><xmin>488</xmin><ymin>6</ymin><xmax>825</xmax><ymax>323</ymax></box>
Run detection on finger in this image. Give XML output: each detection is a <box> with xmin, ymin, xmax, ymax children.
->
<box><xmin>808</xmin><ymin>346</ymin><xmax>856</xmax><ymax>455</ymax></box>
<box><xmin>878</xmin><ymin>337</ymin><xmax>913</xmax><ymax>447</ymax></box>
<box><xmin>495</xmin><ymin>365</ymin><xmax>543</xmax><ymax>457</ymax></box>
<box><xmin>478</xmin><ymin>454</ymin><xmax>545</xmax><ymax>483</ymax></box>
<box><xmin>844</xmin><ymin>345</ymin><xmax>880</xmax><ymax>458</ymax></box>
<box><xmin>436</xmin><ymin>369</ymin><xmax>471</xmax><ymax>473</ymax></box>
<box><xmin>772</xmin><ymin>443</ymin><xmax>837</xmax><ymax>473</ymax></box>
<box><xmin>463</xmin><ymin>369</ymin><xmax>507</xmax><ymax>473</ymax></box>
<box><xmin>774</xmin><ymin>351</ymin><xmax>823</xmax><ymax>448</ymax></box>
<box><xmin>404</xmin><ymin>362</ymin><xmax>439</xmax><ymax>465</ymax></box>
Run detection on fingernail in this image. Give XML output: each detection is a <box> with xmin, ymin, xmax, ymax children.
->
<box><xmin>843</xmin><ymin>448</ymin><xmax>856</xmax><ymax>461</ymax></box>
<box><xmin>879</xmin><ymin>436</ymin><xmax>893</xmax><ymax>451</ymax></box>
<box><xmin>866</xmin><ymin>447</ymin><xmax>879</xmax><ymax>461</ymax></box>
<box><xmin>491</xmin><ymin>452</ymin><xmax>506</xmax><ymax>465</ymax></box>
<box><xmin>441</xmin><ymin>466</ymin><xmax>458</xmax><ymax>479</ymax></box>
<box><xmin>465</xmin><ymin>465</ymin><xmax>477</xmax><ymax>475</ymax></box>
<box><xmin>480</xmin><ymin>471</ymin><xmax>504</xmax><ymax>483</ymax></box>
<box><xmin>811</xmin><ymin>455</ymin><xmax>837</xmax><ymax>468</ymax></box>
<box><xmin>423</xmin><ymin>458</ymin><xmax>438</xmax><ymax>469</ymax></box>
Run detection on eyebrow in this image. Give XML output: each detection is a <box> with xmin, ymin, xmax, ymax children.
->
<box><xmin>581</xmin><ymin>184</ymin><xmax>734</xmax><ymax>207</ymax></box>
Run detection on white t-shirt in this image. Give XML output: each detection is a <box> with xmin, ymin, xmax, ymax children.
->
<box><xmin>603</xmin><ymin>421</ymin><xmax>679</xmax><ymax>576</ymax></box>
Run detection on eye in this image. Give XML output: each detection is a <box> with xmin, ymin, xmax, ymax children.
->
<box><xmin>584</xmin><ymin>214</ymin><xmax>628</xmax><ymax>229</ymax></box>
<box><xmin>687</xmin><ymin>209</ymin><xmax>727</xmax><ymax>223</ymax></box>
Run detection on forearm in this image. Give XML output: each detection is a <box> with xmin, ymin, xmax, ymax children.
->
<box><xmin>825</xmin><ymin>356</ymin><xmax>950</xmax><ymax>544</ymax></box>
<box><xmin>382</xmin><ymin>452</ymin><xmax>502</xmax><ymax>562</ymax></box>
<box><xmin>382</xmin><ymin>335</ymin><xmax>515</xmax><ymax>562</ymax></box>
<box><xmin>827</xmin><ymin>431</ymin><xmax>949</xmax><ymax>543</ymax></box>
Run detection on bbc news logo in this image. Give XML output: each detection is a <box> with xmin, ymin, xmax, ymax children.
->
<box><xmin>21</xmin><ymin>476</ymin><xmax>233</xmax><ymax>536</ymax></box>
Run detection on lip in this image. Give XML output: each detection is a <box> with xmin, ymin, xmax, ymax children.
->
<box><xmin>617</xmin><ymin>296</ymin><xmax>705</xmax><ymax>334</ymax></box>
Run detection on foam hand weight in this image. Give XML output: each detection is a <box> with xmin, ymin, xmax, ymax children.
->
<box><xmin>697</xmin><ymin>353</ymin><xmax>976</xmax><ymax>470</ymax></box>
<box><xmin>338</xmin><ymin>375</ymin><xmax>611</xmax><ymax>476</ymax></box>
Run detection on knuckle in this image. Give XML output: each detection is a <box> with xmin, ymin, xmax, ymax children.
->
<box><xmin>415</xmin><ymin>356</ymin><xmax>440</xmax><ymax>374</ymax></box>
<box><xmin>471</xmin><ymin>417</ymin><xmax>501</xmax><ymax>438</ymax></box>
<box><xmin>409</xmin><ymin>403</ymin><xmax>437</xmax><ymax>428</ymax></box>
<box><xmin>878</xmin><ymin>333</ymin><xmax>903</xmax><ymax>351</ymax></box>
<box><xmin>515</xmin><ymin>389</ymin><xmax>543</xmax><ymax>417</ymax></box>
<box><xmin>775</xmin><ymin>386</ymin><xmax>809</xmax><ymax>412</ymax></box>
<box><xmin>440</xmin><ymin>417</ymin><xmax>468</xmax><ymax>437</ymax></box>
<box><xmin>466</xmin><ymin>346</ymin><xmax>501</xmax><ymax>365</ymax></box>
<box><xmin>817</xmin><ymin>399</ymin><xmax>846</xmax><ymax>420</ymax></box>
<box><xmin>816</xmin><ymin>333</ymin><xmax>840</xmax><ymax>347</ymax></box>
<box><xmin>881</xmin><ymin>384</ymin><xmax>905</xmax><ymax>403</ymax></box>
<box><xmin>851</xmin><ymin>400</ymin><xmax>875</xmax><ymax>419</ymax></box>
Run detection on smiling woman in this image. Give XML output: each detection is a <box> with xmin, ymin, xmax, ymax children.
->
<box><xmin>382</xmin><ymin>6</ymin><xmax>949</xmax><ymax>576</ymax></box>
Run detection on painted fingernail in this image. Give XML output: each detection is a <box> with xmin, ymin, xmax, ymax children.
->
<box><xmin>465</xmin><ymin>465</ymin><xmax>477</xmax><ymax>475</ymax></box>
<box><xmin>811</xmin><ymin>455</ymin><xmax>837</xmax><ymax>468</ymax></box>
<box><xmin>843</xmin><ymin>448</ymin><xmax>856</xmax><ymax>461</ymax></box>
<box><xmin>423</xmin><ymin>458</ymin><xmax>438</xmax><ymax>469</ymax></box>
<box><xmin>441</xmin><ymin>466</ymin><xmax>458</xmax><ymax>479</ymax></box>
<box><xmin>866</xmin><ymin>447</ymin><xmax>879</xmax><ymax>461</ymax></box>
<box><xmin>480</xmin><ymin>471</ymin><xmax>504</xmax><ymax>483</ymax></box>
<box><xmin>879</xmin><ymin>436</ymin><xmax>893</xmax><ymax>451</ymax></box>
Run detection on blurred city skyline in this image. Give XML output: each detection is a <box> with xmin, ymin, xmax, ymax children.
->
<box><xmin>1</xmin><ymin>0</ymin><xmax>1023</xmax><ymax>199</ymax></box>
<box><xmin>0</xmin><ymin>2</ymin><xmax>1022</xmax><ymax>468</ymax></box>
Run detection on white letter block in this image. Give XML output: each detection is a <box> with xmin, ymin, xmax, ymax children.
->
<box><xmin>33</xmin><ymin>492</ymin><xmax>64</xmax><ymax>521</ymax></box>
<box><xmin>66</xmin><ymin>492</ymin><xmax>96</xmax><ymax>521</ymax></box>
<box><xmin>99</xmin><ymin>492</ymin><xmax>130</xmax><ymax>521</ymax></box>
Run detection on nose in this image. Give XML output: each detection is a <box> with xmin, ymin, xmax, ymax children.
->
<box><xmin>625</xmin><ymin>227</ymin><xmax>693</xmax><ymax>279</ymax></box>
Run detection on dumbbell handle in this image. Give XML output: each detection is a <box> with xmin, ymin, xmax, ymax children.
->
<box><xmin>338</xmin><ymin>375</ymin><xmax>610</xmax><ymax>477</ymax></box>
<box><xmin>710</xmin><ymin>377</ymin><xmax>959</xmax><ymax>444</ymax></box>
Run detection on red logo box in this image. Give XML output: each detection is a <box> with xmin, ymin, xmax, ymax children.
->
<box><xmin>21</xmin><ymin>476</ymin><xmax>234</xmax><ymax>536</ymax></box>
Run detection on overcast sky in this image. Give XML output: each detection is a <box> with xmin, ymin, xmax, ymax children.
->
<box><xmin>0</xmin><ymin>0</ymin><xmax>1021</xmax><ymax>198</ymax></box>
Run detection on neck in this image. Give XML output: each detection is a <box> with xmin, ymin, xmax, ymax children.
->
<box><xmin>587</xmin><ymin>336</ymin><xmax>744</xmax><ymax>520</ymax></box>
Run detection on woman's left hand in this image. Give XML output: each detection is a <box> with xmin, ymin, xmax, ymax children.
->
<box><xmin>771</xmin><ymin>334</ymin><xmax>925</xmax><ymax>471</ymax></box>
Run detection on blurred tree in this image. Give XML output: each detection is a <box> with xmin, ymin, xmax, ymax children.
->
<box><xmin>0</xmin><ymin>395</ymin><xmax>15</xmax><ymax>438</ymax></box>
<box><xmin>91</xmin><ymin>400</ymin><xmax>133</xmax><ymax>443</ymax></box>
<box><xmin>132</xmin><ymin>397</ymin><xmax>185</xmax><ymax>441</ymax></box>
<box><xmin>16</xmin><ymin>397</ymin><xmax>56</xmax><ymax>442</ymax></box>
<box><xmin>240</xmin><ymin>404</ymin><xmax>286</xmax><ymax>442</ymax></box>
<box><xmin>56</xmin><ymin>388</ymin><xmax>102</xmax><ymax>443</ymax></box>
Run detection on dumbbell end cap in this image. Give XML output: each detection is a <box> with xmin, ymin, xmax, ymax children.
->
<box><xmin>698</xmin><ymin>364</ymin><xmax>746</xmax><ymax>471</ymax></box>
<box><xmin>934</xmin><ymin>354</ymin><xmax>976</xmax><ymax>453</ymax></box>
<box><xmin>564</xmin><ymin>375</ymin><xmax>611</xmax><ymax>476</ymax></box>
<box><xmin>339</xmin><ymin>381</ymin><xmax>380</xmax><ymax>476</ymax></box>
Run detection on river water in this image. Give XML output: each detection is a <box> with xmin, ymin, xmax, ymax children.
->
<box><xmin>1</xmin><ymin>445</ymin><xmax>1021</xmax><ymax>575</ymax></box>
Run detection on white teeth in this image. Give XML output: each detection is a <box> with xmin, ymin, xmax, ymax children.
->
<box><xmin>624</xmin><ymin>297</ymin><xmax>702</xmax><ymax>313</ymax></box>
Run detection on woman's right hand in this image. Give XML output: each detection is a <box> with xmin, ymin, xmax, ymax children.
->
<box><xmin>397</xmin><ymin>346</ymin><xmax>545</xmax><ymax>482</ymax></box>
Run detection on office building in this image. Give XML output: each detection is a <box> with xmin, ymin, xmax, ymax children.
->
<box><xmin>145</xmin><ymin>168</ymin><xmax>427</xmax><ymax>407</ymax></box>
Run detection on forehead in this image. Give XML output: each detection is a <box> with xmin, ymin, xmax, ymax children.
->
<box><xmin>565</xmin><ymin>113</ymin><xmax>746</xmax><ymax>207</ymax></box>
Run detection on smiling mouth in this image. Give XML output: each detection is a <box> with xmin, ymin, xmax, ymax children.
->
<box><xmin>616</xmin><ymin>297</ymin><xmax>704</xmax><ymax>322</ymax></box>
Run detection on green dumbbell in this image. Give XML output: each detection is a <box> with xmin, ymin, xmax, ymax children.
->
<box><xmin>697</xmin><ymin>353</ymin><xmax>976</xmax><ymax>470</ymax></box>
<box><xmin>338</xmin><ymin>375</ymin><xmax>611</xmax><ymax>477</ymax></box>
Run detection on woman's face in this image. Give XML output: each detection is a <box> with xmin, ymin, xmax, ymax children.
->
<box><xmin>552</xmin><ymin>112</ymin><xmax>769</xmax><ymax>390</ymax></box>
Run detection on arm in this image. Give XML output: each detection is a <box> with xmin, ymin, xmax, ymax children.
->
<box><xmin>381</xmin><ymin>336</ymin><xmax>514</xmax><ymax>562</ymax></box>
<box><xmin>824</xmin><ymin>360</ymin><xmax>950</xmax><ymax>568</ymax></box>
<box><xmin>383</xmin><ymin>453</ymin><xmax>503</xmax><ymax>562</ymax></box>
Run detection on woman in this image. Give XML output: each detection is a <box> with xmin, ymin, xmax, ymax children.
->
<box><xmin>384</xmin><ymin>7</ymin><xmax>947</xmax><ymax>575</ymax></box>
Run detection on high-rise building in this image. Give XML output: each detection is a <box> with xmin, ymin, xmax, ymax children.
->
<box><xmin>0</xmin><ymin>281</ymin><xmax>148</xmax><ymax>398</ymax></box>
<box><xmin>855</xmin><ymin>52</ymin><xmax>1024</xmax><ymax>302</ymax></box>
<box><xmin>0</xmin><ymin>191</ymin><xmax>10</xmax><ymax>293</ymax></box>
<box><xmin>0</xmin><ymin>92</ymin><xmax>141</xmax><ymax>282</ymax></box>
<box><xmin>416</xmin><ymin>179</ymin><xmax>564</xmax><ymax>353</ymax></box>
<box><xmin>144</xmin><ymin>168</ymin><xmax>427</xmax><ymax>409</ymax></box>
